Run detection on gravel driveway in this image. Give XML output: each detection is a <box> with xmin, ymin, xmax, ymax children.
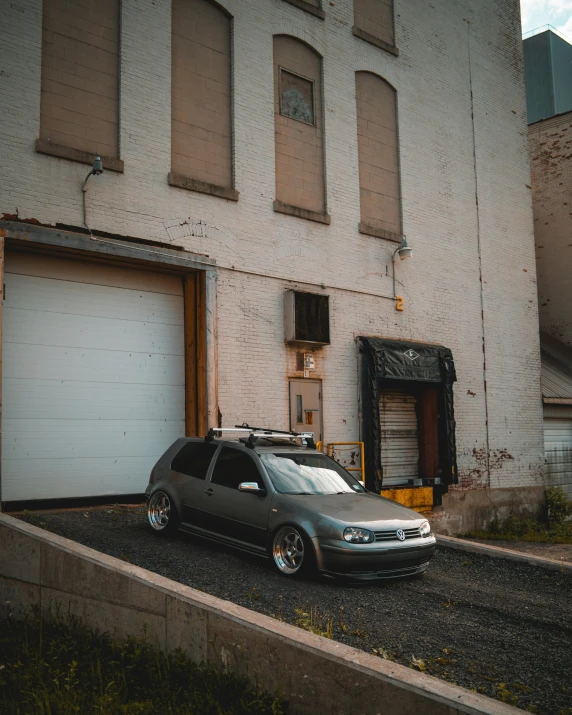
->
<box><xmin>18</xmin><ymin>506</ymin><xmax>572</xmax><ymax>715</ymax></box>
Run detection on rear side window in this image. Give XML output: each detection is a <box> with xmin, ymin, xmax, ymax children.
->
<box><xmin>211</xmin><ymin>447</ymin><xmax>262</xmax><ymax>490</ymax></box>
<box><xmin>171</xmin><ymin>442</ymin><xmax>218</xmax><ymax>480</ymax></box>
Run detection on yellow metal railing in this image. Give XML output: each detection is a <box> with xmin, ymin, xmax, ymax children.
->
<box><xmin>326</xmin><ymin>442</ymin><xmax>365</xmax><ymax>483</ymax></box>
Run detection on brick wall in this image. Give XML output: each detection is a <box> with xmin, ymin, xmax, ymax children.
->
<box><xmin>529</xmin><ymin>112</ymin><xmax>572</xmax><ymax>348</ymax></box>
<box><xmin>0</xmin><ymin>0</ymin><xmax>544</xmax><ymax>502</ymax></box>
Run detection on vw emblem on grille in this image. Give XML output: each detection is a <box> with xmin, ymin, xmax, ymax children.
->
<box><xmin>404</xmin><ymin>349</ymin><xmax>419</xmax><ymax>361</ymax></box>
<box><xmin>396</xmin><ymin>529</ymin><xmax>406</xmax><ymax>541</ymax></box>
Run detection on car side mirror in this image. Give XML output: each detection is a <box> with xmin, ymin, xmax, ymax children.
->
<box><xmin>239</xmin><ymin>481</ymin><xmax>266</xmax><ymax>495</ymax></box>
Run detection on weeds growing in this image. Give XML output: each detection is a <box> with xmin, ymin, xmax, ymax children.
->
<box><xmin>0</xmin><ymin>605</ymin><xmax>283</xmax><ymax>715</ymax></box>
<box><xmin>349</xmin><ymin>608</ymin><xmax>368</xmax><ymax>639</ymax></box>
<box><xmin>294</xmin><ymin>607</ymin><xmax>333</xmax><ymax>639</ymax></box>
<box><xmin>371</xmin><ymin>647</ymin><xmax>393</xmax><ymax>661</ymax></box>
<box><xmin>463</xmin><ymin>487</ymin><xmax>572</xmax><ymax>544</ymax></box>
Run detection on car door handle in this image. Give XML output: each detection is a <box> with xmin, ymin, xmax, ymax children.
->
<box><xmin>204</xmin><ymin>488</ymin><xmax>214</xmax><ymax>496</ymax></box>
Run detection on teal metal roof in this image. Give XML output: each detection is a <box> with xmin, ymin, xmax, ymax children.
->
<box><xmin>524</xmin><ymin>30</ymin><xmax>572</xmax><ymax>124</ymax></box>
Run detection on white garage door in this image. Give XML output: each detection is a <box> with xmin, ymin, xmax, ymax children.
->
<box><xmin>2</xmin><ymin>252</ymin><xmax>185</xmax><ymax>502</ymax></box>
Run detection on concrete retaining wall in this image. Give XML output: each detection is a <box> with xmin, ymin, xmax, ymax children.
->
<box><xmin>0</xmin><ymin>513</ymin><xmax>517</xmax><ymax>715</ymax></box>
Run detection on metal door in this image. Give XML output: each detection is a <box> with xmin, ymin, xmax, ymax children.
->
<box><xmin>289</xmin><ymin>379</ymin><xmax>322</xmax><ymax>442</ymax></box>
<box><xmin>174</xmin><ymin>441</ymin><xmax>220</xmax><ymax>528</ymax></box>
<box><xmin>380</xmin><ymin>390</ymin><xmax>421</xmax><ymax>486</ymax></box>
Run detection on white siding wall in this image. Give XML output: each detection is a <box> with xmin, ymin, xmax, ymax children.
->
<box><xmin>544</xmin><ymin>408</ymin><xmax>572</xmax><ymax>499</ymax></box>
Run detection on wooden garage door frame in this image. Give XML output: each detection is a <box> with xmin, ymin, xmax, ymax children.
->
<box><xmin>184</xmin><ymin>271</ymin><xmax>208</xmax><ymax>438</ymax></box>
<box><xmin>0</xmin><ymin>222</ymin><xmax>217</xmax><ymax>505</ymax></box>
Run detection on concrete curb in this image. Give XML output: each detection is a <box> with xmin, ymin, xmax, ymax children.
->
<box><xmin>0</xmin><ymin>512</ymin><xmax>519</xmax><ymax>715</ymax></box>
<box><xmin>437</xmin><ymin>534</ymin><xmax>572</xmax><ymax>572</ymax></box>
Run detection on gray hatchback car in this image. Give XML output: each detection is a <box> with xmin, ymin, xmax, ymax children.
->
<box><xmin>145</xmin><ymin>428</ymin><xmax>436</xmax><ymax>581</ymax></box>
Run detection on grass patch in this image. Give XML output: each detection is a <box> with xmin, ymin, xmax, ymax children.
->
<box><xmin>463</xmin><ymin>487</ymin><xmax>572</xmax><ymax>544</ymax></box>
<box><xmin>0</xmin><ymin>606</ymin><xmax>283</xmax><ymax>714</ymax></box>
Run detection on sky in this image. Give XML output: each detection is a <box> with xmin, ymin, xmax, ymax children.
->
<box><xmin>520</xmin><ymin>0</ymin><xmax>572</xmax><ymax>38</ymax></box>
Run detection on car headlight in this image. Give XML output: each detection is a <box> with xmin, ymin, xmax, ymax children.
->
<box><xmin>419</xmin><ymin>521</ymin><xmax>431</xmax><ymax>537</ymax></box>
<box><xmin>343</xmin><ymin>527</ymin><xmax>374</xmax><ymax>543</ymax></box>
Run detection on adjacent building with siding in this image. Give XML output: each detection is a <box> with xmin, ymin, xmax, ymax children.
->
<box><xmin>527</xmin><ymin>49</ymin><xmax>572</xmax><ymax>498</ymax></box>
<box><xmin>0</xmin><ymin>0</ymin><xmax>544</xmax><ymax>532</ymax></box>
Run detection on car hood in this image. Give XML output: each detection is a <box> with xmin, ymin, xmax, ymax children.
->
<box><xmin>283</xmin><ymin>491</ymin><xmax>424</xmax><ymax>527</ymax></box>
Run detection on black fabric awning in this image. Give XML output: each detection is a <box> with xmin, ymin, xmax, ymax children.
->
<box><xmin>360</xmin><ymin>337</ymin><xmax>457</xmax><ymax>383</ymax></box>
<box><xmin>358</xmin><ymin>337</ymin><xmax>458</xmax><ymax>492</ymax></box>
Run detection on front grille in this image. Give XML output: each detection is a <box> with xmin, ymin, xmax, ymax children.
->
<box><xmin>374</xmin><ymin>527</ymin><xmax>421</xmax><ymax>542</ymax></box>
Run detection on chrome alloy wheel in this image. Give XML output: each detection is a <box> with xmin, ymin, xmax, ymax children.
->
<box><xmin>148</xmin><ymin>491</ymin><xmax>171</xmax><ymax>531</ymax></box>
<box><xmin>273</xmin><ymin>526</ymin><xmax>305</xmax><ymax>575</ymax></box>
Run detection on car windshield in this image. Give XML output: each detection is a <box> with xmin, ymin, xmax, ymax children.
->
<box><xmin>259</xmin><ymin>452</ymin><xmax>366</xmax><ymax>495</ymax></box>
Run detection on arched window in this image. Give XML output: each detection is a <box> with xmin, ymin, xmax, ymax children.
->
<box><xmin>355</xmin><ymin>72</ymin><xmax>401</xmax><ymax>240</ymax></box>
<box><xmin>273</xmin><ymin>36</ymin><xmax>329</xmax><ymax>224</ymax></box>
<box><xmin>353</xmin><ymin>0</ymin><xmax>397</xmax><ymax>56</ymax></box>
<box><xmin>170</xmin><ymin>0</ymin><xmax>237</xmax><ymax>200</ymax></box>
<box><xmin>38</xmin><ymin>0</ymin><xmax>120</xmax><ymax>167</ymax></box>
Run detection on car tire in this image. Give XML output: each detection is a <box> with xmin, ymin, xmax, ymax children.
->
<box><xmin>271</xmin><ymin>525</ymin><xmax>315</xmax><ymax>578</ymax></box>
<box><xmin>147</xmin><ymin>490</ymin><xmax>179</xmax><ymax>535</ymax></box>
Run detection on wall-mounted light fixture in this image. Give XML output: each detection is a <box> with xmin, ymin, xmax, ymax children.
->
<box><xmin>91</xmin><ymin>155</ymin><xmax>103</xmax><ymax>175</ymax></box>
<box><xmin>392</xmin><ymin>236</ymin><xmax>412</xmax><ymax>299</ymax></box>
<box><xmin>82</xmin><ymin>155</ymin><xmax>103</xmax><ymax>233</ymax></box>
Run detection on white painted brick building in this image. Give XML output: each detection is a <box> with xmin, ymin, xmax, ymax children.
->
<box><xmin>0</xmin><ymin>0</ymin><xmax>544</xmax><ymax>530</ymax></box>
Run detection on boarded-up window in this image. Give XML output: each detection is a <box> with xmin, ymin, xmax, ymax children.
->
<box><xmin>353</xmin><ymin>0</ymin><xmax>396</xmax><ymax>52</ymax></box>
<box><xmin>39</xmin><ymin>0</ymin><xmax>120</xmax><ymax>160</ymax></box>
<box><xmin>355</xmin><ymin>71</ymin><xmax>401</xmax><ymax>241</ymax></box>
<box><xmin>281</xmin><ymin>0</ymin><xmax>324</xmax><ymax>20</ymax></box>
<box><xmin>171</xmin><ymin>0</ymin><xmax>233</xmax><ymax>192</ymax></box>
<box><xmin>274</xmin><ymin>36</ymin><xmax>326</xmax><ymax>218</ymax></box>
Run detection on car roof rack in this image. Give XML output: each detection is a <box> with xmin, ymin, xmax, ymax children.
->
<box><xmin>205</xmin><ymin>424</ymin><xmax>316</xmax><ymax>449</ymax></box>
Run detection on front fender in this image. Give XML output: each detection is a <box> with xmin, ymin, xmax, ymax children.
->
<box><xmin>268</xmin><ymin>493</ymin><xmax>340</xmax><ymax>540</ymax></box>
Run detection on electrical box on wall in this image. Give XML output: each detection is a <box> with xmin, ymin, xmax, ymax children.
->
<box><xmin>284</xmin><ymin>290</ymin><xmax>330</xmax><ymax>345</ymax></box>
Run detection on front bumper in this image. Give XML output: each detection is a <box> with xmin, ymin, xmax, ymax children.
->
<box><xmin>314</xmin><ymin>535</ymin><xmax>437</xmax><ymax>581</ymax></box>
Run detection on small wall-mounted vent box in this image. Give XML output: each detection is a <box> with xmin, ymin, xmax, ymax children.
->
<box><xmin>284</xmin><ymin>290</ymin><xmax>330</xmax><ymax>345</ymax></box>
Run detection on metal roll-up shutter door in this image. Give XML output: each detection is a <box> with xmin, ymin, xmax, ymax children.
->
<box><xmin>2</xmin><ymin>252</ymin><xmax>186</xmax><ymax>502</ymax></box>
<box><xmin>380</xmin><ymin>390</ymin><xmax>420</xmax><ymax>487</ymax></box>
<box><xmin>544</xmin><ymin>412</ymin><xmax>572</xmax><ymax>498</ymax></box>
